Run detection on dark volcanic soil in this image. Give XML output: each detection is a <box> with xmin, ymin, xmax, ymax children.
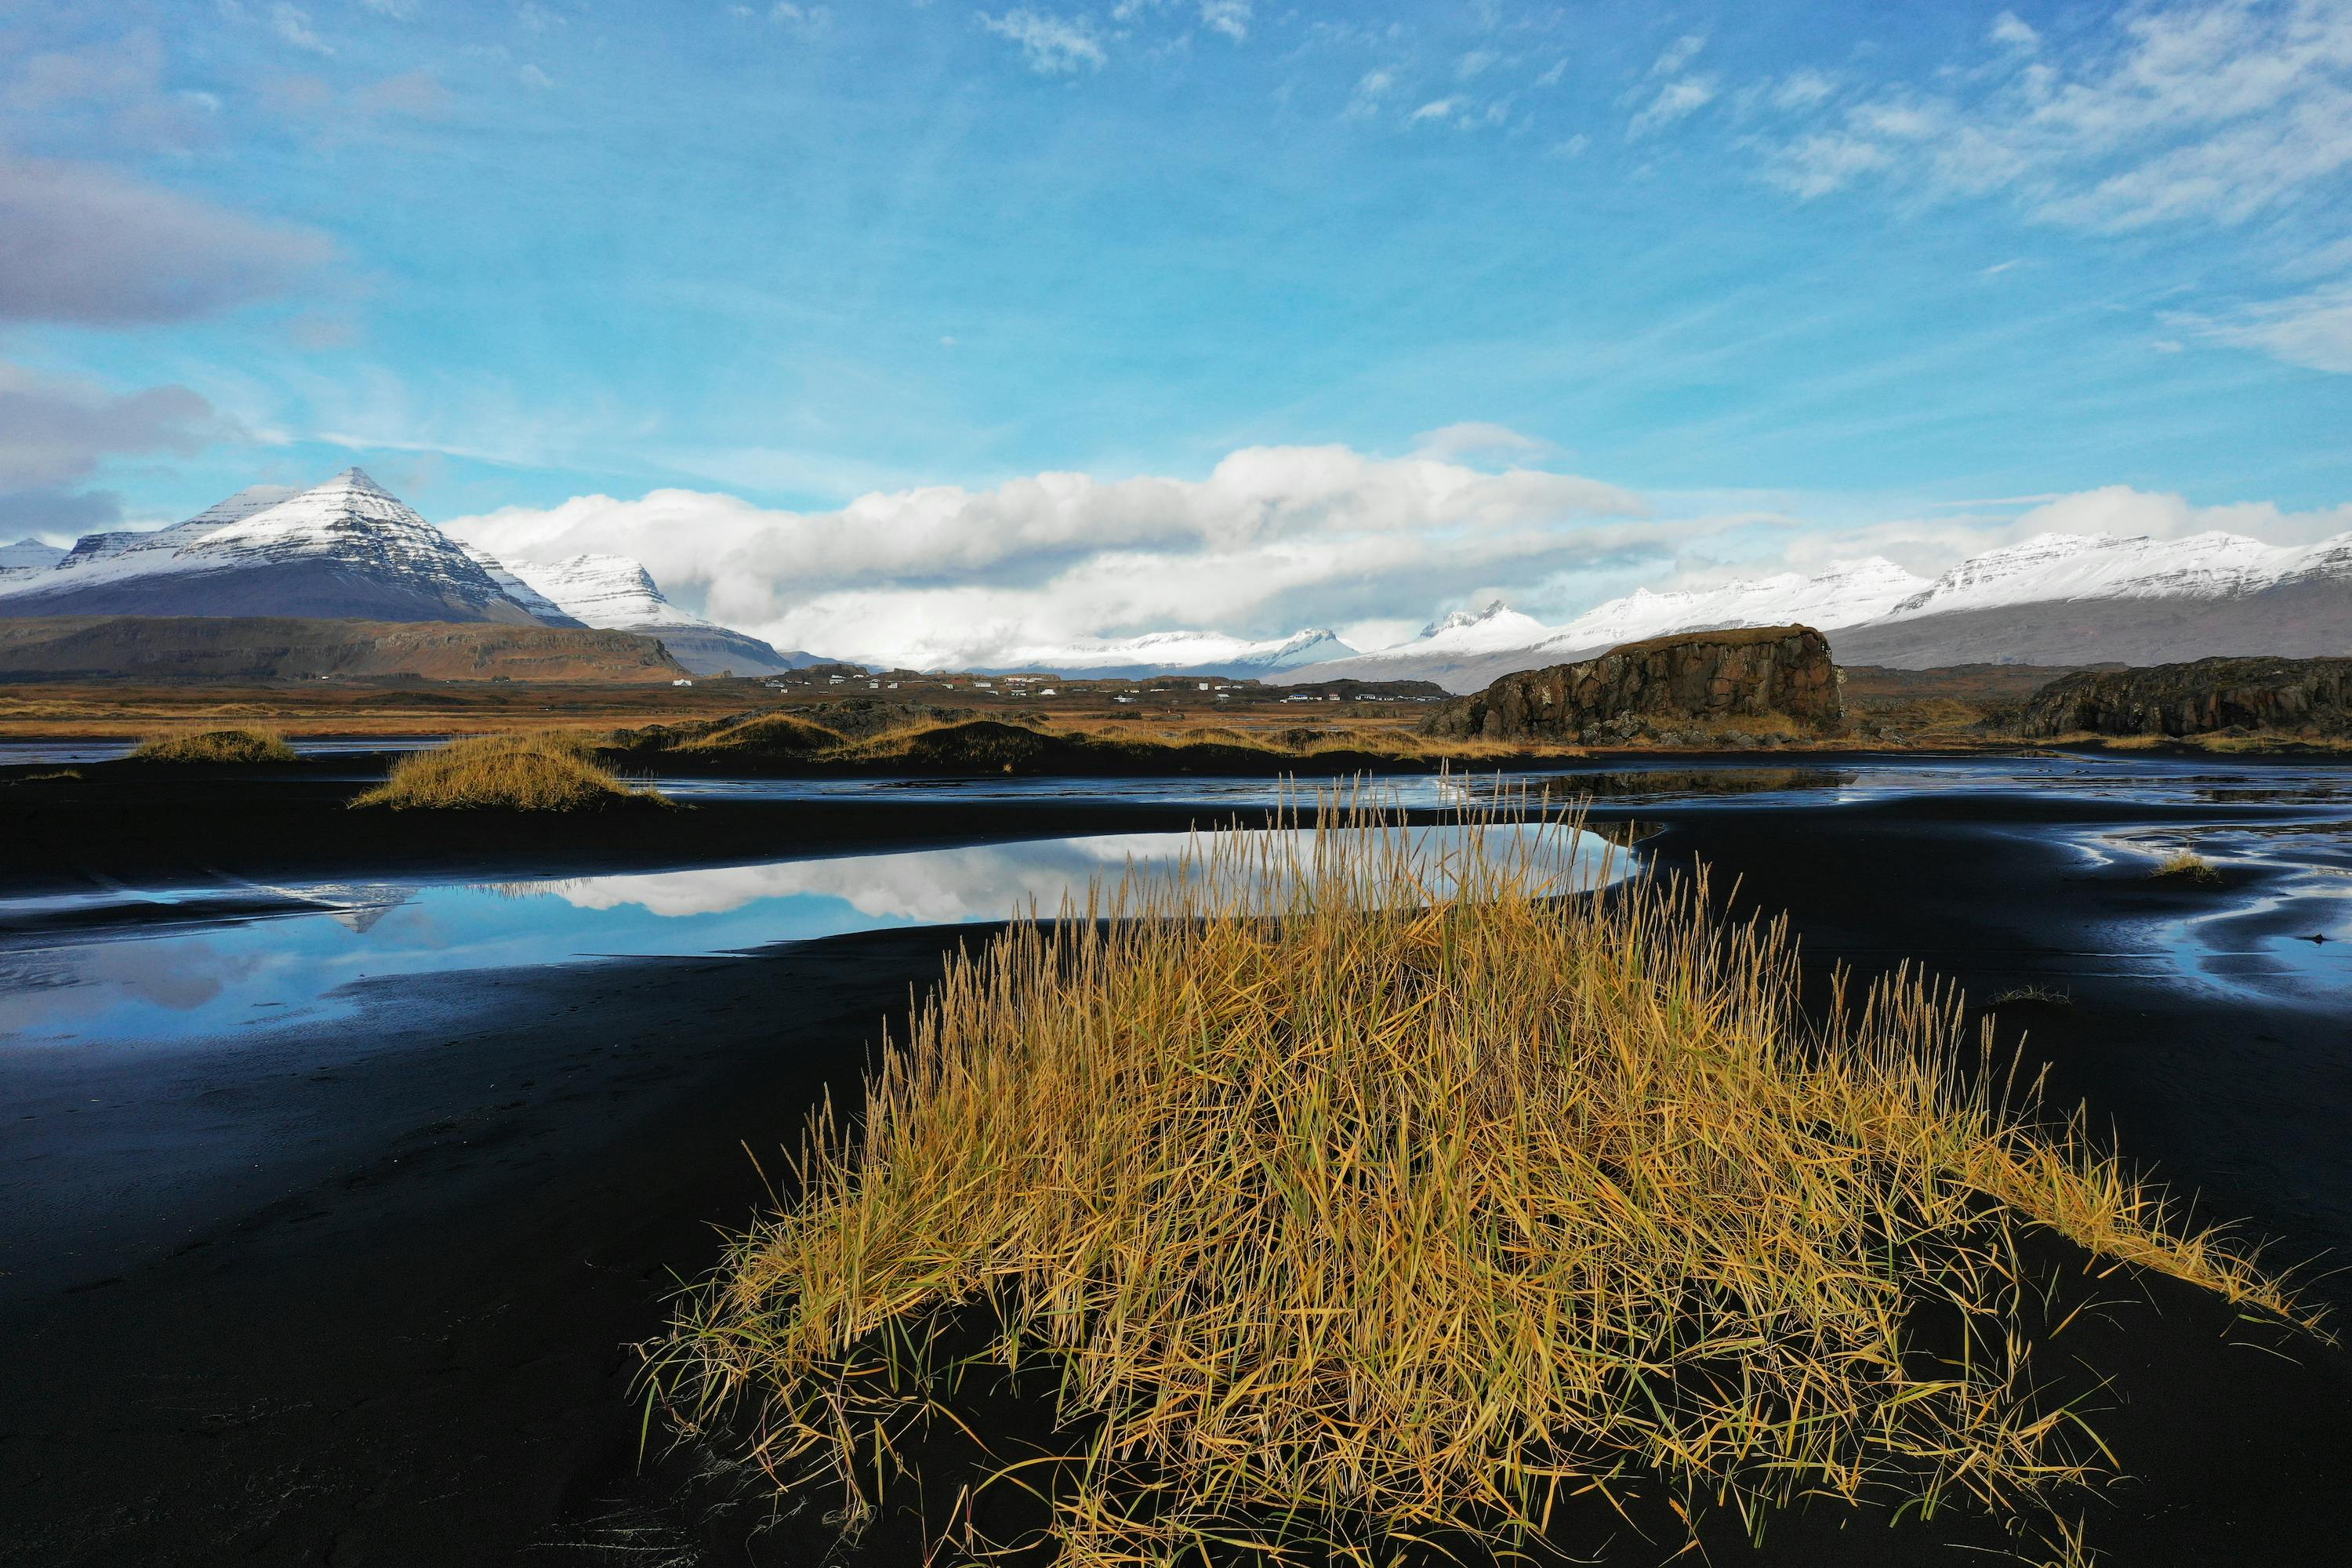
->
<box><xmin>2</xmin><ymin>774</ymin><xmax>2347</xmax><ymax>1566</ymax></box>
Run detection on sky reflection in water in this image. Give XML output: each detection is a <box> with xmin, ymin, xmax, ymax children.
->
<box><xmin>0</xmin><ymin>824</ymin><xmax>1629</xmax><ymax>1047</ymax></box>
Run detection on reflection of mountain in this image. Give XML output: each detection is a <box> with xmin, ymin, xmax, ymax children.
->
<box><xmin>266</xmin><ymin>882</ymin><xmax>416</xmax><ymax>934</ymax></box>
<box><xmin>502</xmin><ymin>826</ymin><xmax>1629</xmax><ymax>925</ymax></box>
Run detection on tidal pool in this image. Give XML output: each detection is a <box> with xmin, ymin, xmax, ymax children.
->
<box><xmin>0</xmin><ymin>822</ymin><xmax>1632</xmax><ymax>1047</ymax></box>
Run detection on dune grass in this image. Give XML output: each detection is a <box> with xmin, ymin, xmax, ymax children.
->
<box><xmin>654</xmin><ymin>795</ymin><xmax>2319</xmax><ymax>1566</ymax></box>
<box><xmin>350</xmin><ymin>730</ymin><xmax>671</xmax><ymax>811</ymax></box>
<box><xmin>672</xmin><ymin>711</ymin><xmax>845</xmax><ymax>758</ymax></box>
<box><xmin>126</xmin><ymin>726</ymin><xmax>296</xmax><ymax>764</ymax></box>
<box><xmin>2151</xmin><ymin>848</ymin><xmax>2223</xmax><ymax>884</ymax></box>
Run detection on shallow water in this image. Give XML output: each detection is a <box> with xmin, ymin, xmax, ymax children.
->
<box><xmin>0</xmin><ymin>822</ymin><xmax>1629</xmax><ymax>1046</ymax></box>
<box><xmin>648</xmin><ymin>752</ymin><xmax>2352</xmax><ymax>810</ymax></box>
<box><xmin>0</xmin><ymin>735</ymin><xmax>450</xmax><ymax>767</ymax></box>
<box><xmin>2088</xmin><ymin>819</ymin><xmax>2352</xmax><ymax>1007</ymax></box>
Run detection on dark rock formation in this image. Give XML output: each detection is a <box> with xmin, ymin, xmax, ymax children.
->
<box><xmin>2019</xmin><ymin>655</ymin><xmax>2352</xmax><ymax>738</ymax></box>
<box><xmin>1422</xmin><ymin>626</ymin><xmax>1840</xmax><ymax>742</ymax></box>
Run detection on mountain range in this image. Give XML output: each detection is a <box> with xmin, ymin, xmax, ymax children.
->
<box><xmin>5</xmin><ymin>475</ymin><xmax>2343</xmax><ymax>685</ymax></box>
<box><xmin>1265</xmin><ymin>528</ymin><xmax>2352</xmax><ymax>692</ymax></box>
<box><xmin>980</xmin><ymin>627</ymin><xmax>1359</xmax><ymax>681</ymax></box>
<box><xmin>0</xmin><ymin>470</ymin><xmax>810</xmax><ymax>677</ymax></box>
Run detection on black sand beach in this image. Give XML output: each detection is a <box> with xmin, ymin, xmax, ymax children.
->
<box><xmin>4</xmin><ymin>760</ymin><xmax>2349</xmax><ymax>1565</ymax></box>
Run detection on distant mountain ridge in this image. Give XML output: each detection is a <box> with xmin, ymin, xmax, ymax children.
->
<box><xmin>982</xmin><ymin>626</ymin><xmax>1358</xmax><ymax>681</ymax></box>
<box><xmin>0</xmin><ymin>469</ymin><xmax>816</xmax><ymax>677</ymax></box>
<box><xmin>506</xmin><ymin>554</ymin><xmax>818</xmax><ymax>676</ymax></box>
<box><xmin>0</xmin><ymin>471</ymin><xmax>549</xmax><ymax>626</ymax></box>
<box><xmin>1279</xmin><ymin>529</ymin><xmax>2352</xmax><ymax>692</ymax></box>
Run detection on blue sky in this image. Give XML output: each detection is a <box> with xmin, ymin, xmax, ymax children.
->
<box><xmin>4</xmin><ymin>0</ymin><xmax>2349</xmax><ymax>660</ymax></box>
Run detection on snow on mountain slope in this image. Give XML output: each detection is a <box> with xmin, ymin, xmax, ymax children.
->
<box><xmin>0</xmin><ymin>471</ymin><xmax>549</xmax><ymax>625</ymax></box>
<box><xmin>507</xmin><ymin>554</ymin><xmax>686</xmax><ymax>630</ymax></box>
<box><xmin>1282</xmin><ymin>560</ymin><xmax>1926</xmax><ymax>691</ymax></box>
<box><xmin>507</xmin><ymin>553</ymin><xmax>807</xmax><ymax>675</ymax></box>
<box><xmin>456</xmin><ymin>542</ymin><xmax>585</xmax><ymax>628</ymax></box>
<box><xmin>1283</xmin><ymin>532</ymin><xmax>2352</xmax><ymax>691</ymax></box>
<box><xmin>985</xmin><ymin>626</ymin><xmax>1357</xmax><ymax>679</ymax></box>
<box><xmin>1417</xmin><ymin>601</ymin><xmax>1552</xmax><ymax>652</ymax></box>
<box><xmin>1878</xmin><ymin>531</ymin><xmax>2325</xmax><ymax>619</ymax></box>
<box><xmin>1548</xmin><ymin>557</ymin><xmax>1929</xmax><ymax>650</ymax></box>
<box><xmin>0</xmin><ymin>538</ymin><xmax>66</xmax><ymax>575</ymax></box>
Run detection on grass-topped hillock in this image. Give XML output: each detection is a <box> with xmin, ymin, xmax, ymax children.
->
<box><xmin>657</xmin><ymin>799</ymin><xmax>2321</xmax><ymax>1564</ymax></box>
<box><xmin>670</xmin><ymin>711</ymin><xmax>844</xmax><ymax>760</ymax></box>
<box><xmin>351</xmin><ymin>731</ymin><xmax>673</xmax><ymax>811</ymax></box>
<box><xmin>634</xmin><ymin>708</ymin><xmax>1567</xmax><ymax>775</ymax></box>
<box><xmin>126</xmin><ymin>727</ymin><xmax>296</xmax><ymax>765</ymax></box>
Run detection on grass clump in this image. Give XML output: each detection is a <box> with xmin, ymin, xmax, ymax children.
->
<box><xmin>658</xmin><ymin>796</ymin><xmax>2318</xmax><ymax>1564</ymax></box>
<box><xmin>127</xmin><ymin>727</ymin><xmax>296</xmax><ymax>764</ymax></box>
<box><xmin>673</xmin><ymin>712</ymin><xmax>845</xmax><ymax>760</ymax></box>
<box><xmin>2151</xmin><ymin>848</ymin><xmax>2223</xmax><ymax>884</ymax></box>
<box><xmin>351</xmin><ymin>731</ymin><xmax>670</xmax><ymax>811</ymax></box>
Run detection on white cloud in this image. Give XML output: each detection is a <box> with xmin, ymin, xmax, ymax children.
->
<box><xmin>518</xmin><ymin>64</ymin><xmax>554</xmax><ymax>92</ymax></box>
<box><xmin>1198</xmin><ymin>0</ymin><xmax>1250</xmax><ymax>42</ymax></box>
<box><xmin>978</xmin><ymin>8</ymin><xmax>1108</xmax><ymax>73</ymax></box>
<box><xmin>1410</xmin><ymin>422</ymin><xmax>1553</xmax><ymax>461</ymax></box>
<box><xmin>1988</xmin><ymin>10</ymin><xmax>2040</xmax><ymax>51</ymax></box>
<box><xmin>1457</xmin><ymin>49</ymin><xmax>1499</xmax><ymax>81</ymax></box>
<box><xmin>770</xmin><ymin>2</ymin><xmax>834</xmax><ymax>30</ymax></box>
<box><xmin>1771</xmin><ymin>484</ymin><xmax>2352</xmax><ymax>583</ymax></box>
<box><xmin>1756</xmin><ymin>0</ymin><xmax>2352</xmax><ymax>232</ymax></box>
<box><xmin>1534</xmin><ymin>58</ymin><xmax>1566</xmax><ymax>89</ymax></box>
<box><xmin>270</xmin><ymin>2</ymin><xmax>332</xmax><ymax>55</ymax></box>
<box><xmin>1409</xmin><ymin>96</ymin><xmax>1462</xmax><ymax>124</ymax></box>
<box><xmin>2174</xmin><ymin>281</ymin><xmax>2352</xmax><ymax>372</ymax></box>
<box><xmin>1345</xmin><ymin>67</ymin><xmax>1394</xmax><ymax>118</ymax></box>
<box><xmin>445</xmin><ymin>443</ymin><xmax>1653</xmax><ymax>668</ymax></box>
<box><xmin>1772</xmin><ymin>69</ymin><xmax>1835</xmax><ymax>110</ymax></box>
<box><xmin>1650</xmin><ymin>34</ymin><xmax>1706</xmax><ymax>77</ymax></box>
<box><xmin>1548</xmin><ymin>133</ymin><xmax>1588</xmax><ymax>159</ymax></box>
<box><xmin>1628</xmin><ymin>74</ymin><xmax>1717</xmax><ymax>138</ymax></box>
<box><xmin>360</xmin><ymin>0</ymin><xmax>417</xmax><ymax>17</ymax></box>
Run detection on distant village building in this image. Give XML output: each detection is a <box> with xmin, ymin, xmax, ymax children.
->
<box><xmin>672</xmin><ymin>677</ymin><xmax>694</xmax><ymax>687</ymax></box>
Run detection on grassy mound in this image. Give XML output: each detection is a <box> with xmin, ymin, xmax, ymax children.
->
<box><xmin>126</xmin><ymin>728</ymin><xmax>296</xmax><ymax>765</ymax></box>
<box><xmin>351</xmin><ymin>731</ymin><xmax>671</xmax><ymax>811</ymax></box>
<box><xmin>2151</xmin><ymin>848</ymin><xmax>2223</xmax><ymax>883</ymax></box>
<box><xmin>672</xmin><ymin>712</ymin><xmax>845</xmax><ymax>760</ymax></box>
<box><xmin>660</xmin><ymin>801</ymin><xmax>2318</xmax><ymax>1565</ymax></box>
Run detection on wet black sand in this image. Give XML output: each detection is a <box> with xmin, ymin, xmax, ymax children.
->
<box><xmin>3</xmin><ymin>769</ymin><xmax>2349</xmax><ymax>1565</ymax></box>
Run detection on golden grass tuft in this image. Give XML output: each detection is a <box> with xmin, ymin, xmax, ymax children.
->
<box><xmin>2151</xmin><ymin>848</ymin><xmax>2223</xmax><ymax>884</ymax></box>
<box><xmin>127</xmin><ymin>727</ymin><xmax>296</xmax><ymax>764</ymax></box>
<box><xmin>675</xmin><ymin>712</ymin><xmax>845</xmax><ymax>758</ymax></box>
<box><xmin>655</xmin><ymin>795</ymin><xmax>2320</xmax><ymax>1564</ymax></box>
<box><xmin>350</xmin><ymin>730</ymin><xmax>671</xmax><ymax>811</ymax></box>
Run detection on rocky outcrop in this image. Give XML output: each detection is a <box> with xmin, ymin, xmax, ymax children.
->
<box><xmin>2020</xmin><ymin>655</ymin><xmax>2352</xmax><ymax>738</ymax></box>
<box><xmin>1422</xmin><ymin>625</ymin><xmax>1840</xmax><ymax>742</ymax></box>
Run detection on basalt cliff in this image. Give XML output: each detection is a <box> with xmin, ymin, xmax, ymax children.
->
<box><xmin>1422</xmin><ymin>625</ymin><xmax>1840</xmax><ymax>742</ymax></box>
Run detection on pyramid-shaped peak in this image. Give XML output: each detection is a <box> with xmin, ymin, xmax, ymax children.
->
<box><xmin>321</xmin><ymin>466</ymin><xmax>394</xmax><ymax>496</ymax></box>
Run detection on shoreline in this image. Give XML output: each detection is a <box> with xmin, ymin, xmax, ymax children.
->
<box><xmin>2</xmin><ymin>773</ymin><xmax>2348</xmax><ymax>1563</ymax></box>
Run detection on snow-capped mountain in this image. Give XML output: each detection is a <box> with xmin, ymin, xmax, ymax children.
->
<box><xmin>1419</xmin><ymin>601</ymin><xmax>1553</xmax><ymax>650</ymax></box>
<box><xmin>1548</xmin><ymin>558</ymin><xmax>1929</xmax><ymax>652</ymax></box>
<box><xmin>0</xmin><ymin>538</ymin><xmax>66</xmax><ymax>575</ymax></box>
<box><xmin>506</xmin><ymin>553</ymin><xmax>812</xmax><ymax>676</ymax></box>
<box><xmin>0</xmin><ymin>470</ymin><xmax>551</xmax><ymax>625</ymax></box>
<box><xmin>1834</xmin><ymin>528</ymin><xmax>2352</xmax><ymax>668</ymax></box>
<box><xmin>1275</xmin><ymin>532</ymin><xmax>2352</xmax><ymax>691</ymax></box>
<box><xmin>984</xmin><ymin>626</ymin><xmax>1357</xmax><ymax>681</ymax></box>
<box><xmin>456</xmin><ymin>542</ymin><xmax>584</xmax><ymax>628</ymax></box>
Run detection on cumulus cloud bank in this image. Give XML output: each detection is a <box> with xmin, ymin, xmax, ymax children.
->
<box><xmin>446</xmin><ymin>443</ymin><xmax>1657</xmax><ymax>669</ymax></box>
